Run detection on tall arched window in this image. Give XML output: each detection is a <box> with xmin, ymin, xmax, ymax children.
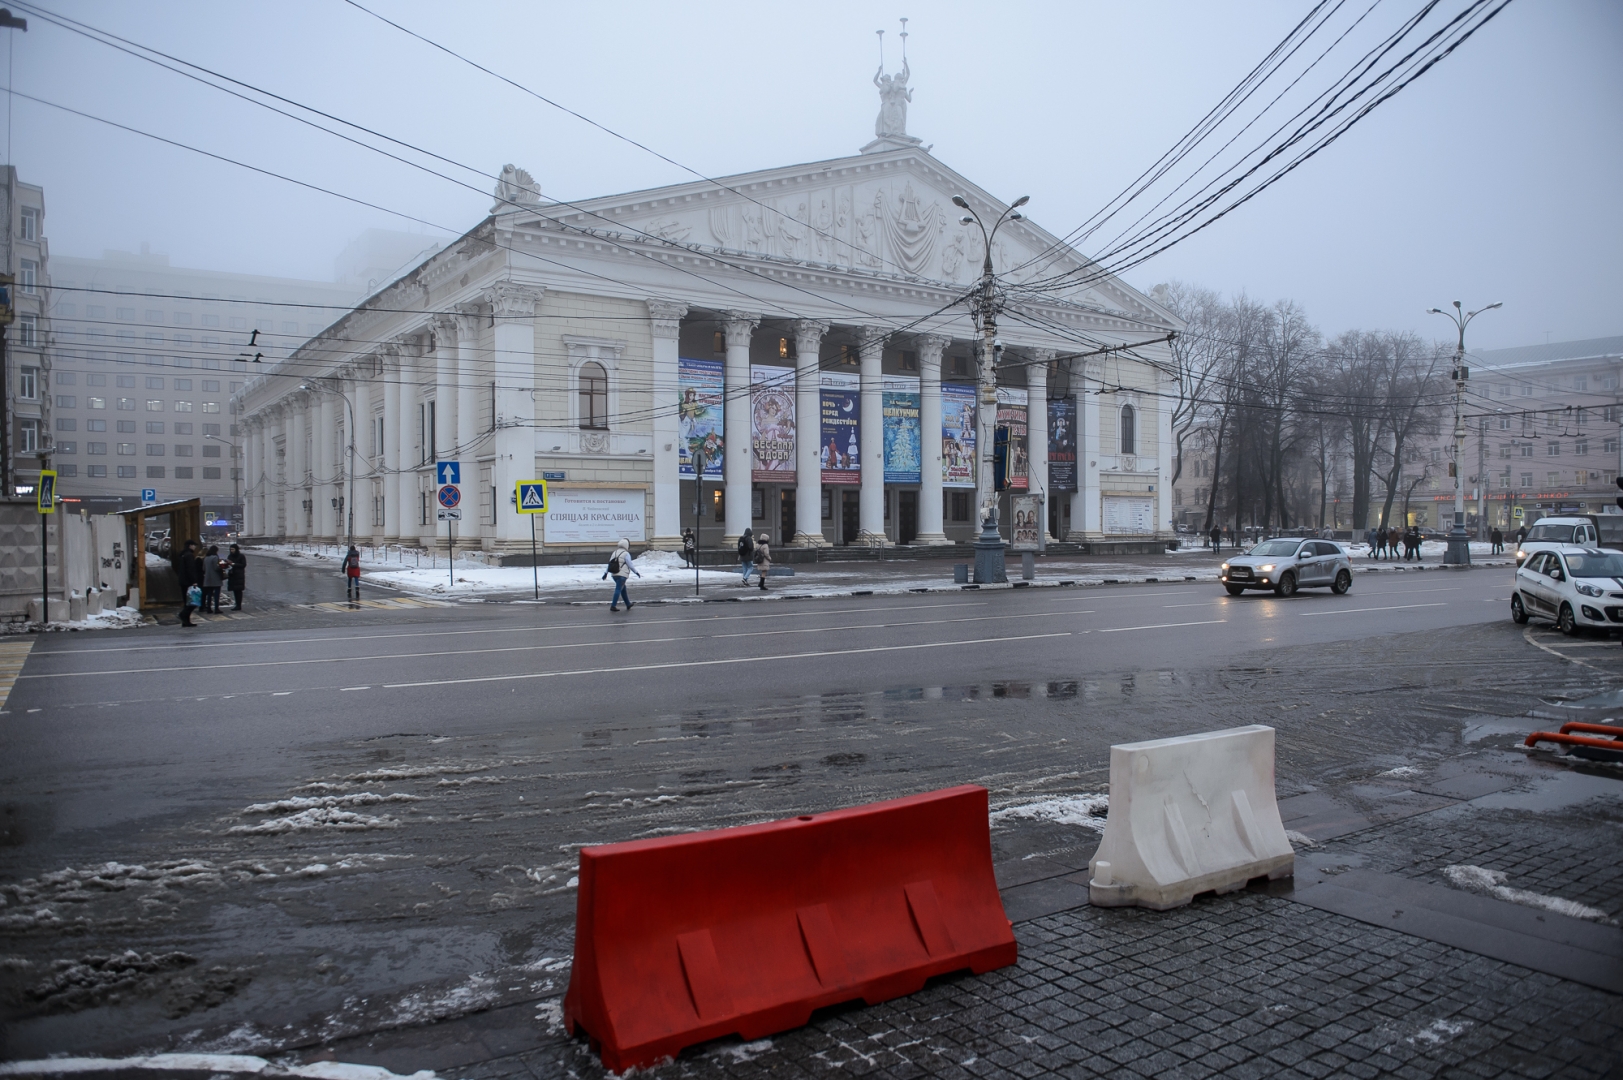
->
<box><xmin>1119</xmin><ymin>404</ymin><xmax>1136</xmax><ymax>456</ymax></box>
<box><xmin>579</xmin><ymin>362</ymin><xmax>608</xmax><ymax>430</ymax></box>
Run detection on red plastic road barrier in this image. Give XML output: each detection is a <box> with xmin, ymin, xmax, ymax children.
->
<box><xmin>562</xmin><ymin>784</ymin><xmax>1017</xmax><ymax>1072</ymax></box>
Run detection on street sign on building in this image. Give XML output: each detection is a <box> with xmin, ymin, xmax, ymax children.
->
<box><xmin>516</xmin><ymin>480</ymin><xmax>548</xmax><ymax>514</ymax></box>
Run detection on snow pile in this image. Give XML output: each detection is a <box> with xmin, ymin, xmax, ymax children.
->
<box><xmin>239</xmin><ymin>792</ymin><xmax>420</xmax><ymax>815</ymax></box>
<box><xmin>1442</xmin><ymin>864</ymin><xmax>1612</xmax><ymax>921</ymax></box>
<box><xmin>990</xmin><ymin>793</ymin><xmax>1111</xmax><ymax>832</ymax></box>
<box><xmin>0</xmin><ymin>1054</ymin><xmax>437</xmax><ymax>1078</ymax></box>
<box><xmin>228</xmin><ymin>807</ymin><xmax>399</xmax><ymax>835</ymax></box>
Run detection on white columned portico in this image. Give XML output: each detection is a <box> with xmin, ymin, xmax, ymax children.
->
<box><xmin>454</xmin><ymin>307</ymin><xmax>480</xmax><ymax>464</ymax></box>
<box><xmin>434</xmin><ymin>316</ymin><xmax>458</xmax><ymax>464</ymax></box>
<box><xmin>647</xmin><ymin>299</ymin><xmax>687</xmax><ymax>546</ymax></box>
<box><xmin>391</xmin><ymin>343</ymin><xmax>415</xmax><ymax>543</ymax></box>
<box><xmin>1028</xmin><ymin>349</ymin><xmax>1053</xmax><ymax>541</ymax></box>
<box><xmin>722</xmin><ymin>312</ymin><xmax>758</xmax><ymax>546</ymax></box>
<box><xmin>288</xmin><ymin>396</ymin><xmax>308</xmax><ymax>539</ymax></box>
<box><xmin>857</xmin><ymin>326</ymin><xmax>887</xmax><ymax>545</ymax></box>
<box><xmin>1077</xmin><ymin>360</ymin><xmax>1102</xmax><ymax>537</ymax></box>
<box><xmin>487</xmin><ymin>282</ymin><xmax>541</xmax><ymax>548</ymax></box>
<box><xmin>915</xmin><ymin>334</ymin><xmax>950</xmax><ymax>544</ymax></box>
<box><xmin>793</xmin><ymin>319</ymin><xmax>830</xmax><ymax>546</ymax></box>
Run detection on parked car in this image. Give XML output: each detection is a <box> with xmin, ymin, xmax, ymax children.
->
<box><xmin>1220</xmin><ymin>538</ymin><xmax>1353</xmax><ymax>597</ymax></box>
<box><xmin>1514</xmin><ymin>515</ymin><xmax>1623</xmax><ymax>567</ymax></box>
<box><xmin>1510</xmin><ymin>545</ymin><xmax>1623</xmax><ymax>635</ymax></box>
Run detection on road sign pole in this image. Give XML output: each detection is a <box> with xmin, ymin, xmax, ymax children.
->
<box><xmin>448</xmin><ymin>519</ymin><xmax>454</xmax><ymax>589</ymax></box>
<box><xmin>37</xmin><ymin>470</ymin><xmax>55</xmax><ymax>626</ymax></box>
<box><xmin>531</xmin><ymin>514</ymin><xmax>539</xmax><ymax>600</ymax></box>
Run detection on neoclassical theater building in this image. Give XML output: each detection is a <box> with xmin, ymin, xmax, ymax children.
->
<box><xmin>237</xmin><ymin>74</ymin><xmax>1183</xmax><ymax>554</ymax></box>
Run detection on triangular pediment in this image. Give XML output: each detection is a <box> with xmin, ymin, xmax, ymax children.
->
<box><xmin>509</xmin><ymin>148</ymin><xmax>1170</xmax><ymax>326</ymax></box>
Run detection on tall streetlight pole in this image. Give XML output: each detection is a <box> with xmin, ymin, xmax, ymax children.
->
<box><xmin>203</xmin><ymin>432</ymin><xmax>238</xmax><ymax>534</ymax></box>
<box><xmin>1427</xmin><ymin>300</ymin><xmax>1501</xmax><ymax>565</ymax></box>
<box><xmin>952</xmin><ymin>192</ymin><xmax>1027</xmax><ymax>583</ymax></box>
<box><xmin>300</xmin><ymin>379</ymin><xmax>357</xmax><ymax>550</ymax></box>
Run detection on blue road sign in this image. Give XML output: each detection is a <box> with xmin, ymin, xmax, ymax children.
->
<box><xmin>516</xmin><ymin>480</ymin><xmax>548</xmax><ymax>514</ymax></box>
<box><xmin>437</xmin><ymin>484</ymin><xmax>461</xmax><ymax>509</ymax></box>
<box><xmin>141</xmin><ymin>488</ymin><xmax>157</xmax><ymax>504</ymax></box>
<box><xmin>435</xmin><ymin>461</ymin><xmax>461</xmax><ymax>486</ymax></box>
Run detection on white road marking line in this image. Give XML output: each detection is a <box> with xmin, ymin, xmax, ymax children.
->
<box><xmin>340</xmin><ymin>686</ymin><xmax>371</xmax><ymax>691</ymax></box>
<box><xmin>1163</xmin><ymin>602</ymin><xmax>1222</xmax><ymax>608</ymax></box>
<box><xmin>272</xmin><ymin>691</ymin><xmax>292</xmax><ymax>696</ymax></box>
<box><xmin>37</xmin><ymin>600</ymin><xmax>990</xmax><ymax>656</ymax></box>
<box><xmin>382</xmin><ymin>632</ymin><xmax>1073</xmax><ymax>689</ymax></box>
<box><xmin>1095</xmin><ymin>619</ymin><xmax>1226</xmax><ymax>633</ymax></box>
<box><xmin>1522</xmin><ymin>626</ymin><xmax>1616</xmax><ymax>671</ymax></box>
<box><xmin>1298</xmin><ymin>603</ymin><xmax>1447</xmax><ymax>617</ymax></box>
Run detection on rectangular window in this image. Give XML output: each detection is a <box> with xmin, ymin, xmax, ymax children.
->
<box><xmin>56</xmin><ymin>418</ymin><xmax>76</xmax><ymax>432</ymax></box>
<box><xmin>173</xmin><ymin>466</ymin><xmax>194</xmax><ymax>479</ymax></box>
<box><xmin>18</xmin><ymin>419</ymin><xmax>38</xmax><ymax>452</ymax></box>
<box><xmin>146</xmin><ymin>400</ymin><xmax>164</xmax><ymax>412</ymax></box>
<box><xmin>1576</xmin><ymin>441</ymin><xmax>1588</xmax><ymax>456</ymax></box>
<box><xmin>59</xmin><ymin>464</ymin><xmax>77</xmax><ymax>477</ymax></box>
<box><xmin>174</xmin><ymin>379</ymin><xmax>192</xmax><ymax>391</ymax></box>
<box><xmin>56</xmin><ymin>442</ymin><xmax>76</xmax><ymax>454</ymax></box>
<box><xmin>202</xmin><ymin>314</ymin><xmax>219</xmax><ymax>327</ymax></box>
<box><xmin>177</xmin><ymin>423</ymin><xmax>195</xmax><ymax>435</ymax></box>
<box><xmin>117</xmin><ymin>443</ymin><xmax>135</xmax><ymax>455</ymax></box>
<box><xmin>88</xmin><ymin>465</ymin><xmax>106</xmax><ymax>478</ymax></box>
<box><xmin>174</xmin><ymin>444</ymin><xmax>193</xmax><ymax>457</ymax></box>
<box><xmin>117</xmin><ymin>375</ymin><xmax>136</xmax><ymax>388</ymax></box>
<box><xmin>18</xmin><ymin>366</ymin><xmax>37</xmax><ymax>399</ymax></box>
<box><xmin>19</xmin><ymin>206</ymin><xmax>37</xmax><ymax>241</ymax></box>
<box><xmin>117</xmin><ymin>466</ymin><xmax>136</xmax><ymax>478</ymax></box>
<box><xmin>1548</xmin><ymin>442</ymin><xmax>1560</xmax><ymax>456</ymax></box>
<box><xmin>950</xmin><ymin>490</ymin><xmax>971</xmax><ymax>522</ymax></box>
<box><xmin>18</xmin><ymin>259</ymin><xmax>37</xmax><ymax>292</ymax></box>
<box><xmin>1547</xmin><ymin>471</ymin><xmax>1559</xmax><ymax>486</ymax></box>
<box><xmin>146</xmin><ymin>377</ymin><xmax>164</xmax><ymax>389</ymax></box>
<box><xmin>117</xmin><ymin>421</ymin><xmax>136</xmax><ymax>433</ymax></box>
<box><xmin>201</xmin><ymin>401</ymin><xmax>220</xmax><ymax>414</ymax></box>
<box><xmin>172</xmin><ymin>355</ymin><xmax>193</xmax><ymax>369</ymax></box>
<box><xmin>146</xmin><ymin>421</ymin><xmax>164</xmax><ymax>434</ymax></box>
<box><xmin>55</xmin><ymin>371</ymin><xmax>75</xmax><ymax>386</ymax></box>
<box><xmin>174</xmin><ymin>401</ymin><xmax>193</xmax><ymax>412</ymax></box>
<box><xmin>146</xmin><ymin>466</ymin><xmax>165</xmax><ymax>479</ymax></box>
<box><xmin>202</xmin><ymin>380</ymin><xmax>219</xmax><ymax>392</ymax></box>
<box><xmin>87</xmin><ymin>374</ymin><xmax>106</xmax><ymax>387</ymax></box>
<box><xmin>229</xmin><ymin>316</ymin><xmax>246</xmax><ymax>329</ymax></box>
<box><xmin>16</xmin><ymin>314</ymin><xmax>35</xmax><ymax>347</ymax></box>
<box><xmin>87</xmin><ymin>442</ymin><xmax>106</xmax><ymax>455</ymax></box>
<box><xmin>418</xmin><ymin>402</ymin><xmax>426</xmax><ymax>465</ymax></box>
<box><xmin>202</xmin><ymin>443</ymin><xmax>220</xmax><ymax>458</ymax></box>
<box><xmin>87</xmin><ymin>396</ymin><xmax>105</xmax><ymax>410</ymax></box>
<box><xmin>1520</xmin><ymin>472</ymin><xmax>1533</xmax><ymax>487</ymax></box>
<box><xmin>146</xmin><ymin>443</ymin><xmax>166</xmax><ymax>456</ymax></box>
<box><xmin>86</xmin><ymin>420</ymin><xmax>106</xmax><ymax>434</ymax></box>
<box><xmin>202</xmin><ymin>467</ymin><xmax>221</xmax><ymax>480</ymax></box>
<box><xmin>117</xmin><ymin>398</ymin><xmax>136</xmax><ymax>411</ymax></box>
<box><xmin>1574</xmin><ymin>376</ymin><xmax>1588</xmax><ymax>392</ymax></box>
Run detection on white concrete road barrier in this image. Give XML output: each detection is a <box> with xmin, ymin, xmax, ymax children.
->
<box><xmin>1088</xmin><ymin>724</ymin><xmax>1294</xmax><ymax>910</ymax></box>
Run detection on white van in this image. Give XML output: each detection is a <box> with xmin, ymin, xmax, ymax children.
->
<box><xmin>1515</xmin><ymin>514</ymin><xmax>1623</xmax><ymax>567</ymax></box>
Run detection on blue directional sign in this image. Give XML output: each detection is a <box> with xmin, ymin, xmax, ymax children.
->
<box><xmin>435</xmin><ymin>460</ymin><xmax>460</xmax><ymax>486</ymax></box>
<box><xmin>141</xmin><ymin>488</ymin><xmax>157</xmax><ymax>505</ymax></box>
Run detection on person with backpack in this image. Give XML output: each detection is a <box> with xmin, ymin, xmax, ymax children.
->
<box><xmin>343</xmin><ymin>545</ymin><xmax>362</xmax><ymax>602</ymax></box>
<box><xmin>752</xmin><ymin>532</ymin><xmax>772</xmax><ymax>592</ymax></box>
<box><xmin>737</xmin><ymin>527</ymin><xmax>756</xmax><ymax>585</ymax></box>
<box><xmin>603</xmin><ymin>538</ymin><xmax>641</xmax><ymax>611</ymax></box>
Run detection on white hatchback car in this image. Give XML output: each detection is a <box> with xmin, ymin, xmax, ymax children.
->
<box><xmin>1510</xmin><ymin>545</ymin><xmax>1623</xmax><ymax>635</ymax></box>
<box><xmin>1220</xmin><ymin>538</ymin><xmax>1353</xmax><ymax>597</ymax></box>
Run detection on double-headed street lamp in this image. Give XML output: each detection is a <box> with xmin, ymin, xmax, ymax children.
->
<box><xmin>952</xmin><ymin>193</ymin><xmax>1028</xmax><ymax>583</ymax></box>
<box><xmin>1426</xmin><ymin>299</ymin><xmax>1501</xmax><ymax>565</ymax></box>
<box><xmin>299</xmin><ymin>379</ymin><xmax>357</xmax><ymax>549</ymax></box>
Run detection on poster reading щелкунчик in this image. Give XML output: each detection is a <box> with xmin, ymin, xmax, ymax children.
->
<box><xmin>882</xmin><ymin>374</ymin><xmax>921</xmax><ymax>485</ymax></box>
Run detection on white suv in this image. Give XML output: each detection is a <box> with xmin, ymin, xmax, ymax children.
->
<box><xmin>1511</xmin><ymin>545</ymin><xmax>1623</xmax><ymax>635</ymax></box>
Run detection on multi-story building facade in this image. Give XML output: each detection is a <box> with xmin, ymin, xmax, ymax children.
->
<box><xmin>46</xmin><ymin>247</ymin><xmax>363</xmax><ymax>519</ymax></box>
<box><xmin>2</xmin><ymin>167</ymin><xmax>52</xmax><ymax>497</ymax></box>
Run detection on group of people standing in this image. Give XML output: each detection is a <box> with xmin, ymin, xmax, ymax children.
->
<box><xmin>737</xmin><ymin>528</ymin><xmax>772</xmax><ymax>591</ymax></box>
<box><xmin>1364</xmin><ymin>525</ymin><xmax>1426</xmax><ymax>561</ymax></box>
<box><xmin>174</xmin><ymin>540</ymin><xmax>246</xmax><ymax>627</ymax></box>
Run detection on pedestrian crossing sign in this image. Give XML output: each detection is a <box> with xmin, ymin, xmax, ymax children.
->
<box><xmin>516</xmin><ymin>479</ymin><xmax>548</xmax><ymax>515</ymax></box>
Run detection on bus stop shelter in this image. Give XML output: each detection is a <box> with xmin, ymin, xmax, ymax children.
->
<box><xmin>116</xmin><ymin>499</ymin><xmax>201</xmax><ymax>610</ymax></box>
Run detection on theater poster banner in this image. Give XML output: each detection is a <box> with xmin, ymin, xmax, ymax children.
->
<box><xmin>995</xmin><ymin>387</ymin><xmax>1028</xmax><ymax>491</ymax></box>
<box><xmin>1048</xmin><ymin>397</ymin><xmax>1078</xmax><ymax>492</ymax></box>
<box><xmin>882</xmin><ymin>374</ymin><xmax>921</xmax><ymax>484</ymax></box>
<box><xmin>819</xmin><ymin>371</ymin><xmax>861</xmax><ymax>485</ymax></box>
<box><xmin>941</xmin><ymin>383</ymin><xmax>977</xmax><ymax>489</ymax></box>
<box><xmin>677</xmin><ymin>357</ymin><xmax>724</xmax><ymax>479</ymax></box>
<box><xmin>750</xmin><ymin>365</ymin><xmax>796</xmax><ymax>482</ymax></box>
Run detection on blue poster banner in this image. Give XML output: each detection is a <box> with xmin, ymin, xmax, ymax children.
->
<box><xmin>678</xmin><ymin>357</ymin><xmax>724</xmax><ymax>479</ymax></box>
<box><xmin>819</xmin><ymin>371</ymin><xmax>861</xmax><ymax>485</ymax></box>
<box><xmin>882</xmin><ymin>375</ymin><xmax>921</xmax><ymax>484</ymax></box>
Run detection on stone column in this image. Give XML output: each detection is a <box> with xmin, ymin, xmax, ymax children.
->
<box><xmin>722</xmin><ymin>311</ymin><xmax>758</xmax><ymax>546</ymax></box>
<box><xmin>487</xmin><ymin>282</ymin><xmax>542</xmax><ymax>547</ymax></box>
<box><xmin>314</xmin><ymin>392</ymin><xmax>336</xmax><ymax>541</ymax></box>
<box><xmin>241</xmin><ymin>420</ymin><xmax>257</xmax><ymax>536</ymax></box>
<box><xmin>1156</xmin><ymin>370</ymin><xmax>1174</xmax><ymax>537</ymax></box>
<box><xmin>792</xmin><ymin>319</ymin><xmax>830</xmax><ymax>546</ymax></box>
<box><xmin>288</xmin><ymin>396</ymin><xmax>308</xmax><ymax>539</ymax></box>
<box><xmin>1077</xmin><ymin>360</ymin><xmax>1102</xmax><ymax>537</ymax></box>
<box><xmin>454</xmin><ymin>307</ymin><xmax>481</xmax><ymax>474</ymax></box>
<box><xmin>648</xmin><ymin>300</ymin><xmax>687</xmax><ymax>547</ymax></box>
<box><xmin>1028</xmin><ymin>349</ymin><xmax>1053</xmax><ymax>541</ymax></box>
<box><xmin>251</xmin><ymin>419</ymin><xmax>266</xmax><ymax>537</ymax></box>
<box><xmin>856</xmin><ymin>326</ymin><xmax>887</xmax><ymax>545</ymax></box>
<box><xmin>380</xmin><ymin>348</ymin><xmax>402</xmax><ymax>542</ymax></box>
<box><xmin>392</xmin><ymin>342</ymin><xmax>416</xmax><ymax>543</ymax></box>
<box><xmin>268</xmin><ymin>406</ymin><xmax>285</xmax><ymax>538</ymax></box>
<box><xmin>915</xmin><ymin>334</ymin><xmax>951</xmax><ymax>544</ymax></box>
<box><xmin>433</xmin><ymin>316</ymin><xmax>459</xmax><ymax>464</ymax></box>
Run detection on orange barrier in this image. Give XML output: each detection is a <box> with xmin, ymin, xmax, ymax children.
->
<box><xmin>1524</xmin><ymin>722</ymin><xmax>1623</xmax><ymax>754</ymax></box>
<box><xmin>1558</xmin><ymin>722</ymin><xmax>1623</xmax><ymax>738</ymax></box>
<box><xmin>562</xmin><ymin>785</ymin><xmax>1017</xmax><ymax>1072</ymax></box>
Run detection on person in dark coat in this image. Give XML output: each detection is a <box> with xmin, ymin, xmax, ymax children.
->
<box><xmin>1209</xmin><ymin>524</ymin><xmax>1221</xmax><ymax>553</ymax></box>
<box><xmin>175</xmin><ymin>539</ymin><xmax>201</xmax><ymax>627</ymax></box>
<box><xmin>1490</xmin><ymin>527</ymin><xmax>1503</xmax><ymax>555</ymax></box>
<box><xmin>226</xmin><ymin>544</ymin><xmax>247</xmax><ymax>610</ymax></box>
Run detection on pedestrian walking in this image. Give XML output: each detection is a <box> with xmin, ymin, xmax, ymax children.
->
<box><xmin>737</xmin><ymin>527</ymin><xmax>756</xmax><ymax>584</ymax></box>
<box><xmin>752</xmin><ymin>533</ymin><xmax>772</xmax><ymax>592</ymax></box>
<box><xmin>1515</xmin><ymin>525</ymin><xmax>1528</xmax><ymax>548</ymax></box>
<box><xmin>1490</xmin><ymin>527</ymin><xmax>1503</xmax><ymax>555</ymax></box>
<box><xmin>201</xmin><ymin>544</ymin><xmax>225</xmax><ymax>612</ymax></box>
<box><xmin>1209</xmin><ymin>524</ymin><xmax>1221</xmax><ymax>552</ymax></box>
<box><xmin>343</xmin><ymin>545</ymin><xmax>362</xmax><ymax>602</ymax></box>
<box><xmin>681</xmin><ymin>527</ymin><xmax>696</xmax><ymax>567</ymax></box>
<box><xmin>175</xmin><ymin>539</ymin><xmax>201</xmax><ymax>627</ymax></box>
<box><xmin>603</xmin><ymin>538</ymin><xmax>640</xmax><ymax>611</ymax></box>
<box><xmin>227</xmin><ymin>544</ymin><xmax>247</xmax><ymax>611</ymax></box>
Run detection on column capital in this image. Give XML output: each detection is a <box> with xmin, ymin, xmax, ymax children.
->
<box><xmin>722</xmin><ymin>311</ymin><xmax>760</xmax><ymax>348</ymax></box>
<box><xmin>1032</xmin><ymin>347</ymin><xmax>1057</xmax><ymax>363</ymax></box>
<box><xmin>858</xmin><ymin>325</ymin><xmax>888</xmax><ymax>350</ymax></box>
<box><xmin>431</xmin><ymin>313</ymin><xmax>460</xmax><ymax>345</ymax></box>
<box><xmin>646</xmin><ymin>299</ymin><xmax>688</xmax><ymax>340</ymax></box>
<box><xmin>486</xmin><ymin>281</ymin><xmax>543</xmax><ymax>319</ymax></box>
<box><xmin>916</xmin><ymin>334</ymin><xmax>950</xmax><ymax>364</ymax></box>
<box><xmin>792</xmin><ymin>319</ymin><xmax>830</xmax><ymax>355</ymax></box>
<box><xmin>452</xmin><ymin>303</ymin><xmax>483</xmax><ymax>340</ymax></box>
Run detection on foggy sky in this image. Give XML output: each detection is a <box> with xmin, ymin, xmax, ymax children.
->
<box><xmin>10</xmin><ymin>0</ymin><xmax>1621</xmax><ymax>351</ymax></box>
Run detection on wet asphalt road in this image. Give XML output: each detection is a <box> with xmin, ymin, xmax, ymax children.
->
<box><xmin>1</xmin><ymin>559</ymin><xmax>1617</xmax><ymax>1064</ymax></box>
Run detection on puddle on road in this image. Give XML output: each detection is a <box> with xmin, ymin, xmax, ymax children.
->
<box><xmin>1468</xmin><ymin>771</ymin><xmax>1622</xmax><ymax>813</ymax></box>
